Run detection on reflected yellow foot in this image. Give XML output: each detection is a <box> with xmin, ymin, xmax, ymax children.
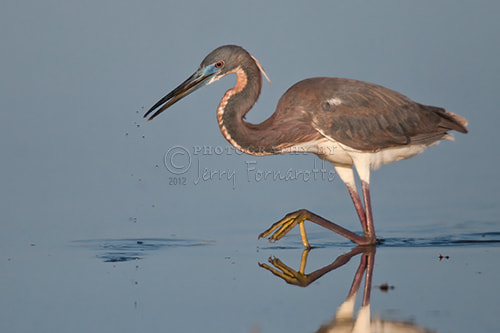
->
<box><xmin>258</xmin><ymin>252</ymin><xmax>312</xmax><ymax>287</ymax></box>
<box><xmin>258</xmin><ymin>209</ymin><xmax>311</xmax><ymax>248</ymax></box>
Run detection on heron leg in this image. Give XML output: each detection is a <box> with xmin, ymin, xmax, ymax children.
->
<box><xmin>350</xmin><ymin>158</ymin><xmax>376</xmax><ymax>243</ymax></box>
<box><xmin>258</xmin><ymin>209</ymin><xmax>371</xmax><ymax>247</ymax></box>
<box><xmin>334</xmin><ymin>165</ymin><xmax>369</xmax><ymax>233</ymax></box>
<box><xmin>361</xmin><ymin>181</ymin><xmax>376</xmax><ymax>243</ymax></box>
<box><xmin>346</xmin><ymin>185</ymin><xmax>368</xmax><ymax>233</ymax></box>
<box><xmin>258</xmin><ymin>164</ymin><xmax>376</xmax><ymax>247</ymax></box>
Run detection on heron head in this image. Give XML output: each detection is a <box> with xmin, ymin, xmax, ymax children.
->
<box><xmin>144</xmin><ymin>45</ymin><xmax>269</xmax><ymax>121</ymax></box>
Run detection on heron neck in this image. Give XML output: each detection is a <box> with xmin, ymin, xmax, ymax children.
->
<box><xmin>217</xmin><ymin>64</ymin><xmax>275</xmax><ymax>156</ymax></box>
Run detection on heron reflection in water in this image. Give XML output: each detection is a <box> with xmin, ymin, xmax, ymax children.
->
<box><xmin>260</xmin><ymin>248</ymin><xmax>435</xmax><ymax>332</ymax></box>
<box><xmin>145</xmin><ymin>45</ymin><xmax>468</xmax><ymax>247</ymax></box>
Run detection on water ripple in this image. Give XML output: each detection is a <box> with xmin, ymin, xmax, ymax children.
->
<box><xmin>378</xmin><ymin>231</ymin><xmax>500</xmax><ymax>247</ymax></box>
<box><xmin>72</xmin><ymin>238</ymin><xmax>215</xmax><ymax>262</ymax></box>
<box><xmin>259</xmin><ymin>231</ymin><xmax>500</xmax><ymax>249</ymax></box>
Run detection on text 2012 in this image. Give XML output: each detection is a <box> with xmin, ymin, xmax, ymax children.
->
<box><xmin>169</xmin><ymin>177</ymin><xmax>187</xmax><ymax>185</ymax></box>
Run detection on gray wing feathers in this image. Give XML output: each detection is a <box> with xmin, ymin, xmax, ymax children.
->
<box><xmin>297</xmin><ymin>78</ymin><xmax>468</xmax><ymax>151</ymax></box>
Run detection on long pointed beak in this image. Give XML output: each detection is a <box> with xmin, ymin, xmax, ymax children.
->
<box><xmin>144</xmin><ymin>67</ymin><xmax>217</xmax><ymax>121</ymax></box>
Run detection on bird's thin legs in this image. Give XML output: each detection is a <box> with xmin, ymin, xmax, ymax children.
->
<box><xmin>361</xmin><ymin>181</ymin><xmax>376</xmax><ymax>243</ymax></box>
<box><xmin>258</xmin><ymin>164</ymin><xmax>377</xmax><ymax>247</ymax></box>
<box><xmin>346</xmin><ymin>185</ymin><xmax>368</xmax><ymax>233</ymax></box>
<box><xmin>258</xmin><ymin>209</ymin><xmax>373</xmax><ymax>247</ymax></box>
<box><xmin>334</xmin><ymin>164</ymin><xmax>371</xmax><ymax>236</ymax></box>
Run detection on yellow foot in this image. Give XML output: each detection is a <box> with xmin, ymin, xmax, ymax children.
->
<box><xmin>258</xmin><ymin>250</ymin><xmax>312</xmax><ymax>287</ymax></box>
<box><xmin>258</xmin><ymin>209</ymin><xmax>311</xmax><ymax>248</ymax></box>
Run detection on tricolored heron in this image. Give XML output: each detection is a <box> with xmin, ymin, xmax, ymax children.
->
<box><xmin>144</xmin><ymin>45</ymin><xmax>468</xmax><ymax>247</ymax></box>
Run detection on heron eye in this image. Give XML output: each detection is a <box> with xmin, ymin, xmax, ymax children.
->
<box><xmin>215</xmin><ymin>61</ymin><xmax>224</xmax><ymax>69</ymax></box>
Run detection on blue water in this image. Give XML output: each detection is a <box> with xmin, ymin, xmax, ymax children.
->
<box><xmin>2</xmin><ymin>2</ymin><xmax>500</xmax><ymax>332</ymax></box>
<box><xmin>3</xmin><ymin>223</ymin><xmax>499</xmax><ymax>333</ymax></box>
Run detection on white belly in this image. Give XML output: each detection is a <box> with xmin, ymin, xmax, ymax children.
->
<box><xmin>294</xmin><ymin>138</ymin><xmax>441</xmax><ymax>170</ymax></box>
